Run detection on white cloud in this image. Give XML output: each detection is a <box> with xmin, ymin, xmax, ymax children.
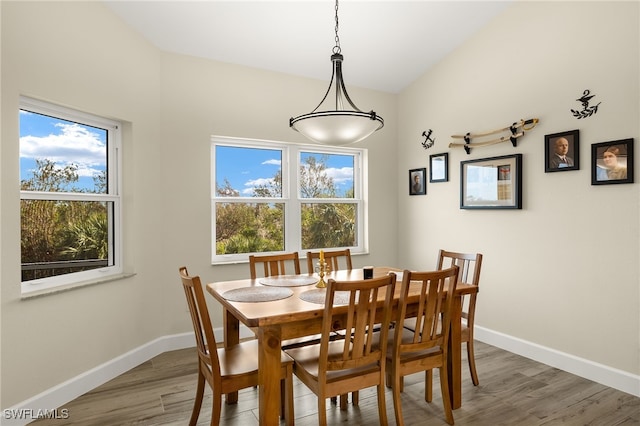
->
<box><xmin>262</xmin><ymin>159</ymin><xmax>281</xmax><ymax>166</ymax></box>
<box><xmin>242</xmin><ymin>177</ymin><xmax>275</xmax><ymax>195</ymax></box>
<box><xmin>324</xmin><ymin>166</ymin><xmax>354</xmax><ymax>185</ymax></box>
<box><xmin>20</xmin><ymin>123</ymin><xmax>106</xmax><ymax>177</ymax></box>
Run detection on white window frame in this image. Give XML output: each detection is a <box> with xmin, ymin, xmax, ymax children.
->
<box><xmin>19</xmin><ymin>96</ymin><xmax>123</xmax><ymax>295</ymax></box>
<box><xmin>211</xmin><ymin>135</ymin><xmax>367</xmax><ymax>264</ymax></box>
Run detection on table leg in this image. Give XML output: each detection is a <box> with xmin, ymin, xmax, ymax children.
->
<box><xmin>223</xmin><ymin>308</ymin><xmax>240</xmax><ymax>404</ymax></box>
<box><xmin>258</xmin><ymin>325</ymin><xmax>282</xmax><ymax>426</ymax></box>
<box><xmin>448</xmin><ymin>295</ymin><xmax>463</xmax><ymax>409</ymax></box>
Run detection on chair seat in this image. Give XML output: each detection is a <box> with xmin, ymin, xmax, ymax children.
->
<box><xmin>373</xmin><ymin>327</ymin><xmax>443</xmax><ymax>360</ymax></box>
<box><xmin>285</xmin><ymin>340</ymin><xmax>380</xmax><ymax>381</ymax></box>
<box><xmin>216</xmin><ymin>339</ymin><xmax>293</xmax><ymax>377</ymax></box>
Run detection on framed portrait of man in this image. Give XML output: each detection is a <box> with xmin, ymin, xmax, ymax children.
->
<box><xmin>545</xmin><ymin>130</ymin><xmax>579</xmax><ymax>173</ymax></box>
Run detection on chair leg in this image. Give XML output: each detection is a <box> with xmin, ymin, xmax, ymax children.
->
<box><xmin>391</xmin><ymin>373</ymin><xmax>404</xmax><ymax>426</ymax></box>
<box><xmin>211</xmin><ymin>389</ymin><xmax>223</xmax><ymax>426</ymax></box>
<box><xmin>339</xmin><ymin>394</ymin><xmax>348</xmax><ymax>410</ymax></box>
<box><xmin>425</xmin><ymin>370</ymin><xmax>433</xmax><ymax>402</ymax></box>
<box><xmin>438</xmin><ymin>365</ymin><xmax>455</xmax><ymax>425</ymax></box>
<box><xmin>189</xmin><ymin>372</ymin><xmax>205</xmax><ymax>426</ymax></box>
<box><xmin>388</xmin><ymin>371</ymin><xmax>405</xmax><ymax>392</ymax></box>
<box><xmin>352</xmin><ymin>390</ymin><xmax>359</xmax><ymax>406</ymax></box>
<box><xmin>282</xmin><ymin>366</ymin><xmax>295</xmax><ymax>425</ymax></box>
<box><xmin>376</xmin><ymin>383</ymin><xmax>388</xmax><ymax>426</ymax></box>
<box><xmin>280</xmin><ymin>378</ymin><xmax>286</xmax><ymax>419</ymax></box>
<box><xmin>318</xmin><ymin>395</ymin><xmax>327</xmax><ymax>426</ymax></box>
<box><xmin>467</xmin><ymin>340</ymin><xmax>479</xmax><ymax>386</ymax></box>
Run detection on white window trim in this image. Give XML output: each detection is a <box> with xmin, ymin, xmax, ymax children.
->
<box><xmin>19</xmin><ymin>96</ymin><xmax>123</xmax><ymax>296</ymax></box>
<box><xmin>211</xmin><ymin>135</ymin><xmax>367</xmax><ymax>264</ymax></box>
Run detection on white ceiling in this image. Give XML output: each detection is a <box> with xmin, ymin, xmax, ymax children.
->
<box><xmin>103</xmin><ymin>1</ymin><xmax>511</xmax><ymax>94</ymax></box>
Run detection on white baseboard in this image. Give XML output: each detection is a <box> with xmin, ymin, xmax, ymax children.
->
<box><xmin>1</xmin><ymin>332</ymin><xmax>196</xmax><ymax>426</ymax></box>
<box><xmin>1</xmin><ymin>327</ymin><xmax>256</xmax><ymax>426</ymax></box>
<box><xmin>3</xmin><ymin>326</ymin><xmax>638</xmax><ymax>425</ymax></box>
<box><xmin>474</xmin><ymin>325</ymin><xmax>640</xmax><ymax>397</ymax></box>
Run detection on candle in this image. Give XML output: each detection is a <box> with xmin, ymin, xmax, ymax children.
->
<box><xmin>319</xmin><ymin>250</ymin><xmax>324</xmax><ymax>263</ymax></box>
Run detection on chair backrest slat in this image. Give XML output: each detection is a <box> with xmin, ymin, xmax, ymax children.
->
<box><xmin>249</xmin><ymin>252</ymin><xmax>301</xmax><ymax>279</ymax></box>
<box><xmin>320</xmin><ymin>273</ymin><xmax>396</xmax><ymax>375</ymax></box>
<box><xmin>178</xmin><ymin>266</ymin><xmax>220</xmax><ymax>376</ymax></box>
<box><xmin>436</xmin><ymin>250</ymin><xmax>482</xmax><ymax>321</ymax></box>
<box><xmin>396</xmin><ymin>266</ymin><xmax>459</xmax><ymax>355</ymax></box>
<box><xmin>306</xmin><ymin>248</ymin><xmax>352</xmax><ymax>273</ymax></box>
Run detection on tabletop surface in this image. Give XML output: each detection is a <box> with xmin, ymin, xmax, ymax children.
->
<box><xmin>206</xmin><ymin>267</ymin><xmax>475</xmax><ymax>327</ymax></box>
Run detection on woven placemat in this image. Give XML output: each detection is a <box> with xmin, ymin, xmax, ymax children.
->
<box><xmin>259</xmin><ymin>275</ymin><xmax>318</xmax><ymax>287</ymax></box>
<box><xmin>298</xmin><ymin>289</ymin><xmax>351</xmax><ymax>305</ymax></box>
<box><xmin>222</xmin><ymin>286</ymin><xmax>293</xmax><ymax>303</ymax></box>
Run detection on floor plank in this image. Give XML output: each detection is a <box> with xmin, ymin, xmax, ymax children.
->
<box><xmin>31</xmin><ymin>341</ymin><xmax>639</xmax><ymax>425</ymax></box>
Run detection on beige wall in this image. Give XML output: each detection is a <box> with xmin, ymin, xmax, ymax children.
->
<box><xmin>156</xmin><ymin>50</ymin><xmax>399</xmax><ymax>335</ymax></box>
<box><xmin>1</xmin><ymin>0</ymin><xmax>164</xmax><ymax>407</ymax></box>
<box><xmin>396</xmin><ymin>1</ymin><xmax>639</xmax><ymax>376</ymax></box>
<box><xmin>0</xmin><ymin>1</ymin><xmax>397</xmax><ymax>407</ymax></box>
<box><xmin>1</xmin><ymin>0</ymin><xmax>638</xmax><ymax>411</ymax></box>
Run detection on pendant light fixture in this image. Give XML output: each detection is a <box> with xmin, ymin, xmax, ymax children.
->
<box><xmin>289</xmin><ymin>0</ymin><xmax>383</xmax><ymax>145</ymax></box>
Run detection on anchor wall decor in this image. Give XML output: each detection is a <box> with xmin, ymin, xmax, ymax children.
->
<box><xmin>421</xmin><ymin>129</ymin><xmax>435</xmax><ymax>150</ymax></box>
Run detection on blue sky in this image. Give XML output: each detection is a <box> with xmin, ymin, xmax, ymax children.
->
<box><xmin>20</xmin><ymin>109</ymin><xmax>355</xmax><ymax>197</ymax></box>
<box><xmin>19</xmin><ymin>110</ymin><xmax>107</xmax><ymax>192</ymax></box>
<box><xmin>215</xmin><ymin>146</ymin><xmax>354</xmax><ymax>197</ymax></box>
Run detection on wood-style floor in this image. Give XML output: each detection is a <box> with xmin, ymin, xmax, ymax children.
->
<box><xmin>31</xmin><ymin>341</ymin><xmax>639</xmax><ymax>425</ymax></box>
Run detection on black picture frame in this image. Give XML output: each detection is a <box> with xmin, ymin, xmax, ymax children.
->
<box><xmin>429</xmin><ymin>153</ymin><xmax>448</xmax><ymax>183</ymax></box>
<box><xmin>591</xmin><ymin>138</ymin><xmax>634</xmax><ymax>185</ymax></box>
<box><xmin>545</xmin><ymin>129</ymin><xmax>579</xmax><ymax>172</ymax></box>
<box><xmin>460</xmin><ymin>154</ymin><xmax>522</xmax><ymax>209</ymax></box>
<box><xmin>409</xmin><ymin>168</ymin><xmax>426</xmax><ymax>195</ymax></box>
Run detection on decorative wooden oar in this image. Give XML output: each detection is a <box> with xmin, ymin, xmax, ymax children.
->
<box><xmin>449</xmin><ymin>118</ymin><xmax>539</xmax><ymax>154</ymax></box>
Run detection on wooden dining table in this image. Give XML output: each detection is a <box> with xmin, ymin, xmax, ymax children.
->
<box><xmin>206</xmin><ymin>266</ymin><xmax>477</xmax><ymax>426</ymax></box>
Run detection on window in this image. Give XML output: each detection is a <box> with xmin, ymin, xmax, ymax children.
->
<box><xmin>19</xmin><ymin>97</ymin><xmax>122</xmax><ymax>295</ymax></box>
<box><xmin>211</xmin><ymin>136</ymin><xmax>366</xmax><ymax>263</ymax></box>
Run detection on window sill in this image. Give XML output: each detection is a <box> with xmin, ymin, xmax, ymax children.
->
<box><xmin>21</xmin><ymin>272</ymin><xmax>136</xmax><ymax>300</ymax></box>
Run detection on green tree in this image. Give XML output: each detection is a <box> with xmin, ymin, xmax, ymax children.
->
<box><xmin>21</xmin><ymin>159</ymin><xmax>109</xmax><ymax>281</ymax></box>
<box><xmin>215</xmin><ymin>154</ymin><xmax>355</xmax><ymax>255</ymax></box>
<box><xmin>299</xmin><ymin>155</ymin><xmax>355</xmax><ymax>249</ymax></box>
<box><xmin>300</xmin><ymin>155</ymin><xmax>336</xmax><ymax>198</ymax></box>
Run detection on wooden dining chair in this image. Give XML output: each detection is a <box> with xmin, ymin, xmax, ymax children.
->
<box><xmin>385</xmin><ymin>266</ymin><xmax>459</xmax><ymax>426</ymax></box>
<box><xmin>306</xmin><ymin>248</ymin><xmax>352</xmax><ymax>273</ymax></box>
<box><xmin>437</xmin><ymin>250</ymin><xmax>483</xmax><ymax>386</ymax></box>
<box><xmin>403</xmin><ymin>250</ymin><xmax>483</xmax><ymax>387</ymax></box>
<box><xmin>284</xmin><ymin>273</ymin><xmax>397</xmax><ymax>426</ymax></box>
<box><xmin>178</xmin><ymin>266</ymin><xmax>294</xmax><ymax>425</ymax></box>
<box><xmin>306</xmin><ymin>248</ymin><xmax>356</xmax><ymax>408</ymax></box>
<box><xmin>249</xmin><ymin>252</ymin><xmax>301</xmax><ymax>279</ymax></box>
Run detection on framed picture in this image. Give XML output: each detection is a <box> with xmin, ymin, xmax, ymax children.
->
<box><xmin>591</xmin><ymin>138</ymin><xmax>634</xmax><ymax>185</ymax></box>
<box><xmin>409</xmin><ymin>168</ymin><xmax>426</xmax><ymax>195</ymax></box>
<box><xmin>429</xmin><ymin>153</ymin><xmax>449</xmax><ymax>183</ymax></box>
<box><xmin>545</xmin><ymin>129</ymin><xmax>579</xmax><ymax>172</ymax></box>
<box><xmin>460</xmin><ymin>154</ymin><xmax>522</xmax><ymax>209</ymax></box>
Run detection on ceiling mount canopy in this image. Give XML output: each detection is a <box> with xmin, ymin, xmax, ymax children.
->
<box><xmin>289</xmin><ymin>0</ymin><xmax>383</xmax><ymax>146</ymax></box>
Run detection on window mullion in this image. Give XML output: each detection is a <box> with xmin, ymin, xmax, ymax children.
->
<box><xmin>287</xmin><ymin>146</ymin><xmax>301</xmax><ymax>254</ymax></box>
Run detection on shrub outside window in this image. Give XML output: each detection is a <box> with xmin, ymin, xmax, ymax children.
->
<box><xmin>19</xmin><ymin>97</ymin><xmax>122</xmax><ymax>295</ymax></box>
<box><xmin>211</xmin><ymin>136</ymin><xmax>366</xmax><ymax>264</ymax></box>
